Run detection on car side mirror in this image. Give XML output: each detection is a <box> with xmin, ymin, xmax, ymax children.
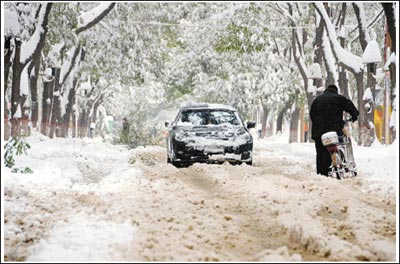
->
<box><xmin>164</xmin><ymin>121</ymin><xmax>170</xmax><ymax>128</ymax></box>
<box><xmin>247</xmin><ymin>121</ymin><xmax>256</xmax><ymax>129</ymax></box>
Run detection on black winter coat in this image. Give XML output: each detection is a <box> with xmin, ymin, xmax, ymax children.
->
<box><xmin>310</xmin><ymin>89</ymin><xmax>359</xmax><ymax>140</ymax></box>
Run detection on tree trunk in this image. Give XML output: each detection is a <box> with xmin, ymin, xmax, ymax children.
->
<box><xmin>61</xmin><ymin>80</ymin><xmax>77</xmax><ymax>138</ymax></box>
<box><xmin>363</xmin><ymin>65</ymin><xmax>377</xmax><ymax>146</ymax></box>
<box><xmin>338</xmin><ymin>66</ymin><xmax>349</xmax><ymax>98</ymax></box>
<box><xmin>320</xmin><ymin>5</ymin><xmax>337</xmax><ymax>86</ymax></box>
<box><xmin>289</xmin><ymin>17</ymin><xmax>314</xmax><ymax>114</ymax></box>
<box><xmin>352</xmin><ymin>3</ymin><xmax>369</xmax><ymax>50</ymax></box>
<box><xmin>72</xmin><ymin>112</ymin><xmax>77</xmax><ymax>138</ymax></box>
<box><xmin>4</xmin><ymin>100</ymin><xmax>11</xmax><ymax>140</ymax></box>
<box><xmin>28</xmin><ymin>4</ymin><xmax>52</xmax><ymax>130</ymax></box>
<box><xmin>338</xmin><ymin>4</ymin><xmax>350</xmax><ymax>99</ymax></box>
<box><xmin>276</xmin><ymin>102</ymin><xmax>290</xmax><ymax>134</ymax></box>
<box><xmin>382</xmin><ymin>3</ymin><xmax>396</xmax><ymax>144</ymax></box>
<box><xmin>266</xmin><ymin>109</ymin><xmax>274</xmax><ymax>137</ymax></box>
<box><xmin>20</xmin><ymin>94</ymin><xmax>30</xmax><ymax>136</ymax></box>
<box><xmin>355</xmin><ymin>72</ymin><xmax>367</xmax><ymax>146</ymax></box>
<box><xmin>382</xmin><ymin>3</ymin><xmax>396</xmax><ymax>52</ymax></box>
<box><xmin>57</xmin><ymin>46</ymin><xmax>81</xmax><ymax>136</ymax></box>
<box><xmin>4</xmin><ymin>36</ymin><xmax>11</xmax><ymax>139</ymax></box>
<box><xmin>28</xmin><ymin>53</ymin><xmax>42</xmax><ymax>129</ymax></box>
<box><xmin>10</xmin><ymin>39</ymin><xmax>23</xmax><ymax>138</ymax></box>
<box><xmin>299</xmin><ymin>105</ymin><xmax>305</xmax><ymax>142</ymax></box>
<box><xmin>41</xmin><ymin>79</ymin><xmax>54</xmax><ymax>135</ymax></box>
<box><xmin>313</xmin><ymin>10</ymin><xmax>325</xmax><ymax>90</ymax></box>
<box><xmin>78</xmin><ymin>109</ymin><xmax>89</xmax><ymax>138</ymax></box>
<box><xmin>91</xmin><ymin>96</ymin><xmax>103</xmax><ymax>123</ymax></box>
<box><xmin>261</xmin><ymin>104</ymin><xmax>269</xmax><ymax>139</ymax></box>
<box><xmin>88</xmin><ymin>98</ymin><xmax>103</xmax><ymax>138</ymax></box>
<box><xmin>388</xmin><ymin>63</ymin><xmax>396</xmax><ymax>143</ymax></box>
<box><xmin>49</xmin><ymin>67</ymin><xmax>61</xmax><ymax>138</ymax></box>
<box><xmin>353</xmin><ymin>3</ymin><xmax>376</xmax><ymax>146</ymax></box>
<box><xmin>4</xmin><ymin>36</ymin><xmax>12</xmax><ymax>95</ymax></box>
<box><xmin>289</xmin><ymin>106</ymin><xmax>300</xmax><ymax>143</ymax></box>
<box><xmin>276</xmin><ymin>110</ymin><xmax>284</xmax><ymax>134</ymax></box>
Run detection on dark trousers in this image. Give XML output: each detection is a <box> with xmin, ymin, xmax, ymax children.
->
<box><xmin>315</xmin><ymin>139</ymin><xmax>331</xmax><ymax>176</ymax></box>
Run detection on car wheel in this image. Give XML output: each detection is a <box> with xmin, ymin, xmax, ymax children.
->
<box><xmin>172</xmin><ymin>160</ymin><xmax>182</xmax><ymax>168</ymax></box>
<box><xmin>245</xmin><ymin>160</ymin><xmax>253</xmax><ymax>166</ymax></box>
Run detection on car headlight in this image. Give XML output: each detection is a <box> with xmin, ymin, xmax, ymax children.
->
<box><xmin>175</xmin><ymin>131</ymin><xmax>185</xmax><ymax>141</ymax></box>
<box><xmin>242</xmin><ymin>133</ymin><xmax>252</xmax><ymax>141</ymax></box>
<box><xmin>235</xmin><ymin>129</ymin><xmax>252</xmax><ymax>142</ymax></box>
<box><xmin>236</xmin><ymin>128</ymin><xmax>246</xmax><ymax>135</ymax></box>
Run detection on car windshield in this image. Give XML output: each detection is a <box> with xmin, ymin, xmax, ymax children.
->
<box><xmin>178</xmin><ymin>109</ymin><xmax>241</xmax><ymax>126</ymax></box>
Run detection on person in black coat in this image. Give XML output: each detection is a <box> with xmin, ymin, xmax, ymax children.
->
<box><xmin>310</xmin><ymin>84</ymin><xmax>359</xmax><ymax>176</ymax></box>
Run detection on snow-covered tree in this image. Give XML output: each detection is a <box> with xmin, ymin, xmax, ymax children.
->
<box><xmin>4</xmin><ymin>2</ymin><xmax>394</xmax><ymax>146</ymax></box>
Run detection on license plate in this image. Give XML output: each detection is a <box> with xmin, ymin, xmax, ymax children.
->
<box><xmin>204</xmin><ymin>146</ymin><xmax>224</xmax><ymax>154</ymax></box>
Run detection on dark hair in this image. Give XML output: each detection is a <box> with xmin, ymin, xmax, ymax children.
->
<box><xmin>326</xmin><ymin>84</ymin><xmax>338</xmax><ymax>93</ymax></box>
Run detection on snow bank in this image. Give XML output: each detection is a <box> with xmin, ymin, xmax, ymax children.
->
<box><xmin>3</xmin><ymin>132</ymin><xmax>142</xmax><ymax>261</ymax></box>
<box><xmin>5</xmin><ymin>132</ymin><xmax>142</xmax><ymax>194</ymax></box>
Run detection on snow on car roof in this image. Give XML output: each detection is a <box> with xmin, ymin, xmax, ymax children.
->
<box><xmin>180</xmin><ymin>102</ymin><xmax>236</xmax><ymax>111</ymax></box>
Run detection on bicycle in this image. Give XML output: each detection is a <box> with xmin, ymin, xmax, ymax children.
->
<box><xmin>321</xmin><ymin>118</ymin><xmax>357</xmax><ymax>179</ymax></box>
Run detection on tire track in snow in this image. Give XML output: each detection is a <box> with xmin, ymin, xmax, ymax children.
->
<box><xmin>129</xmin><ymin>146</ymin><xmax>396</xmax><ymax>261</ymax></box>
<box><xmin>131</xmin><ymin>148</ymin><xmax>306</xmax><ymax>261</ymax></box>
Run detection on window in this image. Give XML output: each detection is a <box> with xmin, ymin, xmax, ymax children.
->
<box><xmin>178</xmin><ymin>109</ymin><xmax>240</xmax><ymax>126</ymax></box>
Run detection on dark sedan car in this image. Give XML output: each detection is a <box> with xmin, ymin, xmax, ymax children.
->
<box><xmin>165</xmin><ymin>103</ymin><xmax>255</xmax><ymax>167</ymax></box>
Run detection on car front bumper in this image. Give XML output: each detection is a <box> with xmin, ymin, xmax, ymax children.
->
<box><xmin>172</xmin><ymin>138</ymin><xmax>253</xmax><ymax>163</ymax></box>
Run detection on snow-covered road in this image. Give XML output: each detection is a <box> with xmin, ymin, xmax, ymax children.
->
<box><xmin>3</xmin><ymin>133</ymin><xmax>397</xmax><ymax>261</ymax></box>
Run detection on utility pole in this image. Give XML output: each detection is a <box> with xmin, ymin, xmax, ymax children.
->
<box><xmin>300</xmin><ymin>105</ymin><xmax>305</xmax><ymax>142</ymax></box>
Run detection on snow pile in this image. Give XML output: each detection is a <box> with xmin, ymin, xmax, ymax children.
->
<box><xmin>5</xmin><ymin>132</ymin><xmax>142</xmax><ymax>194</ymax></box>
<box><xmin>27</xmin><ymin>213</ymin><xmax>136</xmax><ymax>262</ymax></box>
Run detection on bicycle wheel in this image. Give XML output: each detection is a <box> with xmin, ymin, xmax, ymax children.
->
<box><xmin>328</xmin><ymin>152</ymin><xmax>338</xmax><ymax>179</ymax></box>
<box><xmin>331</xmin><ymin>150</ymin><xmax>345</xmax><ymax>180</ymax></box>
